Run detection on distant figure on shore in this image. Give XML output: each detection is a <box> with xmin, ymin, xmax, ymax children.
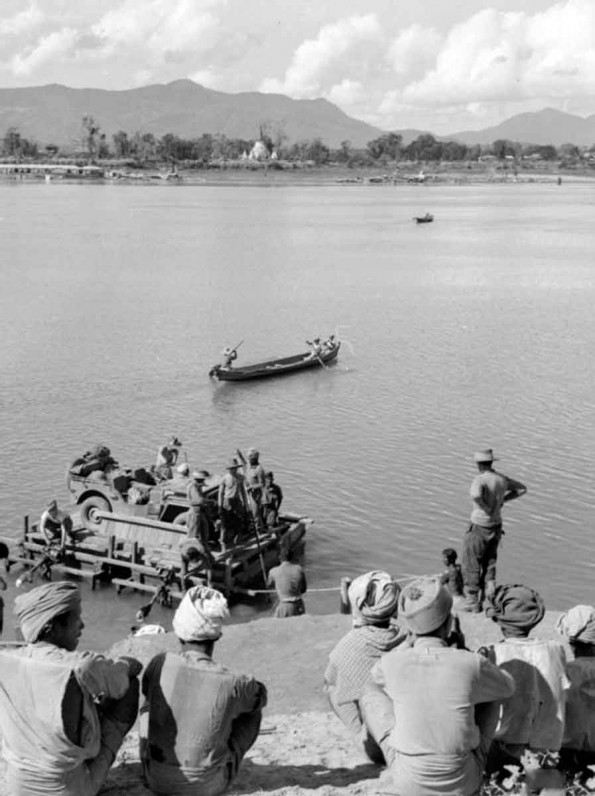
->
<box><xmin>461</xmin><ymin>449</ymin><xmax>527</xmax><ymax>612</ymax></box>
<box><xmin>440</xmin><ymin>548</ymin><xmax>464</xmax><ymax>598</ymax></box>
<box><xmin>263</xmin><ymin>470</ymin><xmax>283</xmax><ymax>528</ymax></box>
<box><xmin>362</xmin><ymin>576</ymin><xmax>515</xmax><ymax>794</ymax></box>
<box><xmin>0</xmin><ymin>581</ymin><xmax>141</xmax><ymax>796</ymax></box>
<box><xmin>39</xmin><ymin>499</ymin><xmax>76</xmax><ymax>547</ymax></box>
<box><xmin>267</xmin><ymin>545</ymin><xmax>307</xmax><ymax>617</ymax></box>
<box><xmin>484</xmin><ymin>583</ymin><xmax>569</xmax><ymax>792</ymax></box>
<box><xmin>140</xmin><ymin>586</ymin><xmax>267</xmax><ymax>795</ymax></box>
<box><xmin>325</xmin><ymin>570</ymin><xmax>404</xmax><ymax>764</ymax></box>
<box><xmin>155</xmin><ymin>435</ymin><xmax>182</xmax><ymax>480</ymax></box>
<box><xmin>557</xmin><ymin>605</ymin><xmax>595</xmax><ymax>772</ymax></box>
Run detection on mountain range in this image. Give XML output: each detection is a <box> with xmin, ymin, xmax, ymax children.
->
<box><xmin>0</xmin><ymin>80</ymin><xmax>382</xmax><ymax>150</ymax></box>
<box><xmin>452</xmin><ymin>108</ymin><xmax>595</xmax><ymax>147</ymax></box>
<box><xmin>0</xmin><ymin>80</ymin><xmax>594</xmax><ymax>150</ymax></box>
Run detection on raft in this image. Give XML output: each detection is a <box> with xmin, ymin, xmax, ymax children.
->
<box><xmin>0</xmin><ymin>510</ymin><xmax>312</xmax><ymax>606</ymax></box>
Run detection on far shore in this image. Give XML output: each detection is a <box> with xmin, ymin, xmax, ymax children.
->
<box><xmin>1</xmin><ymin>160</ymin><xmax>594</xmax><ymax>188</ymax></box>
<box><xmin>0</xmin><ymin>609</ymin><xmax>564</xmax><ymax>796</ymax></box>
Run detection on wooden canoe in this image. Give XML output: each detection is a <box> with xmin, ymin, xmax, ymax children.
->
<box><xmin>209</xmin><ymin>341</ymin><xmax>340</xmax><ymax>381</ymax></box>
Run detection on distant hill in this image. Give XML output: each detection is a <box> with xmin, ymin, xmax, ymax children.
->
<box><xmin>0</xmin><ymin>80</ymin><xmax>386</xmax><ymax>149</ymax></box>
<box><xmin>452</xmin><ymin>108</ymin><xmax>595</xmax><ymax>147</ymax></box>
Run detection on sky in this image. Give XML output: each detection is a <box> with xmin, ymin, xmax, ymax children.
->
<box><xmin>1</xmin><ymin>0</ymin><xmax>594</xmax><ymax>134</ymax></box>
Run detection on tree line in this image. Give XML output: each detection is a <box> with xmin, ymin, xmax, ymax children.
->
<box><xmin>1</xmin><ymin>116</ymin><xmax>594</xmax><ymax>167</ymax></box>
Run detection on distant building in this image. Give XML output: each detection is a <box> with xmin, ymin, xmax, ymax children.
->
<box><xmin>248</xmin><ymin>141</ymin><xmax>269</xmax><ymax>161</ymax></box>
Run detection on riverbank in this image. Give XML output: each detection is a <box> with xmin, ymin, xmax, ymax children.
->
<box><xmin>0</xmin><ymin>610</ymin><xmax>563</xmax><ymax>796</ymax></box>
<box><xmin>1</xmin><ymin>160</ymin><xmax>593</xmax><ymax>187</ymax></box>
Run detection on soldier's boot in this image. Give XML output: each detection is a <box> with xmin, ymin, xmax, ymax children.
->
<box><xmin>459</xmin><ymin>587</ymin><xmax>482</xmax><ymax>613</ymax></box>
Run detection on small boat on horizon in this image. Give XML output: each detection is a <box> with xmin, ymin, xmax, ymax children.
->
<box><xmin>209</xmin><ymin>338</ymin><xmax>341</xmax><ymax>382</ymax></box>
<box><xmin>414</xmin><ymin>213</ymin><xmax>434</xmax><ymax>224</ymax></box>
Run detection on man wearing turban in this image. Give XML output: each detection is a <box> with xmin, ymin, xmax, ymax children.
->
<box><xmin>324</xmin><ymin>571</ymin><xmax>404</xmax><ymax>764</ymax></box>
<box><xmin>364</xmin><ymin>576</ymin><xmax>514</xmax><ymax>795</ymax></box>
<box><xmin>484</xmin><ymin>584</ymin><xmax>569</xmax><ymax>790</ymax></box>
<box><xmin>141</xmin><ymin>586</ymin><xmax>267</xmax><ymax>795</ymax></box>
<box><xmin>556</xmin><ymin>605</ymin><xmax>595</xmax><ymax>772</ymax></box>
<box><xmin>0</xmin><ymin>581</ymin><xmax>141</xmax><ymax>796</ymax></box>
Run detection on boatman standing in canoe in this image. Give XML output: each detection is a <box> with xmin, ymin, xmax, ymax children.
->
<box><xmin>461</xmin><ymin>449</ymin><xmax>527</xmax><ymax>613</ymax></box>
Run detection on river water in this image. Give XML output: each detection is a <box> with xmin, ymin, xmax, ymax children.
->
<box><xmin>1</xmin><ymin>178</ymin><xmax>594</xmax><ymax>649</ymax></box>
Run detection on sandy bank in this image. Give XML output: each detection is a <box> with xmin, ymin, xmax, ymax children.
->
<box><xmin>0</xmin><ymin>611</ymin><xmax>564</xmax><ymax>795</ymax></box>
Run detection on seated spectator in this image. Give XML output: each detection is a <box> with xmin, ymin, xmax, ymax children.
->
<box><xmin>324</xmin><ymin>570</ymin><xmax>404</xmax><ymax>764</ymax></box>
<box><xmin>484</xmin><ymin>584</ymin><xmax>569</xmax><ymax>792</ymax></box>
<box><xmin>556</xmin><ymin>605</ymin><xmax>595</xmax><ymax>772</ymax></box>
<box><xmin>362</xmin><ymin>576</ymin><xmax>514</xmax><ymax>795</ymax></box>
<box><xmin>141</xmin><ymin>586</ymin><xmax>267</xmax><ymax>796</ymax></box>
<box><xmin>267</xmin><ymin>545</ymin><xmax>307</xmax><ymax>617</ymax></box>
<box><xmin>440</xmin><ymin>547</ymin><xmax>464</xmax><ymax>598</ymax></box>
<box><xmin>0</xmin><ymin>582</ymin><xmax>140</xmax><ymax>796</ymax></box>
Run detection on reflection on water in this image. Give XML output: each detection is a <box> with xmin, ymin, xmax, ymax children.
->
<box><xmin>0</xmin><ymin>181</ymin><xmax>594</xmax><ymax>649</ymax></box>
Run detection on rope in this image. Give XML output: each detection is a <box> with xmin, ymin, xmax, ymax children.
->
<box><xmin>232</xmin><ymin>573</ymin><xmax>429</xmax><ymax>597</ymax></box>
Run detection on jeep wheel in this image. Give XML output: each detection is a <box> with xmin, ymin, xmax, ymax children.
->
<box><xmin>79</xmin><ymin>495</ymin><xmax>111</xmax><ymax>531</ymax></box>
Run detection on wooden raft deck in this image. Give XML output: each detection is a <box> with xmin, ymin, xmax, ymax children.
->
<box><xmin>0</xmin><ymin>511</ymin><xmax>311</xmax><ymax>603</ymax></box>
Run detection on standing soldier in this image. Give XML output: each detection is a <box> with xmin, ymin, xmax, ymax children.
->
<box><xmin>218</xmin><ymin>458</ymin><xmax>247</xmax><ymax>549</ymax></box>
<box><xmin>461</xmin><ymin>449</ymin><xmax>527</xmax><ymax>612</ymax></box>
<box><xmin>186</xmin><ymin>471</ymin><xmax>214</xmax><ymax>584</ymax></box>
<box><xmin>244</xmin><ymin>448</ymin><xmax>266</xmax><ymax>530</ymax></box>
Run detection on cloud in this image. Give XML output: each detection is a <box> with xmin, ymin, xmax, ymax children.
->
<box><xmin>326</xmin><ymin>79</ymin><xmax>364</xmax><ymax>107</ymax></box>
<box><xmin>0</xmin><ymin>3</ymin><xmax>44</xmax><ymax>38</ymax></box>
<box><xmin>385</xmin><ymin>0</ymin><xmax>595</xmax><ymax>112</ymax></box>
<box><xmin>386</xmin><ymin>24</ymin><xmax>442</xmax><ymax>79</ymax></box>
<box><xmin>93</xmin><ymin>0</ymin><xmax>223</xmax><ymax>56</ymax></box>
<box><xmin>12</xmin><ymin>28</ymin><xmax>79</xmax><ymax>75</ymax></box>
<box><xmin>261</xmin><ymin>14</ymin><xmax>381</xmax><ymax>98</ymax></box>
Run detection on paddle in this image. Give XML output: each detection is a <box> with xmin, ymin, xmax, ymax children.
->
<box><xmin>235</xmin><ymin>448</ymin><xmax>268</xmax><ymax>587</ymax></box>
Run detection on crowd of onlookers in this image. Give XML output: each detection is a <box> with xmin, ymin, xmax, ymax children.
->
<box><xmin>1</xmin><ymin>574</ymin><xmax>595</xmax><ymax>795</ymax></box>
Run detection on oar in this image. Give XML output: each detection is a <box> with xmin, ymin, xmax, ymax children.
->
<box><xmin>235</xmin><ymin>449</ymin><xmax>268</xmax><ymax>587</ymax></box>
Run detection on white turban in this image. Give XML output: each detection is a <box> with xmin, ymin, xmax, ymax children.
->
<box><xmin>556</xmin><ymin>605</ymin><xmax>595</xmax><ymax>645</ymax></box>
<box><xmin>173</xmin><ymin>586</ymin><xmax>229</xmax><ymax>642</ymax></box>
<box><xmin>14</xmin><ymin>581</ymin><xmax>81</xmax><ymax>643</ymax></box>
<box><xmin>348</xmin><ymin>571</ymin><xmax>400</xmax><ymax>627</ymax></box>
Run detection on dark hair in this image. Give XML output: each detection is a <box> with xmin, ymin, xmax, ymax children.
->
<box><xmin>442</xmin><ymin>548</ymin><xmax>457</xmax><ymax>563</ymax></box>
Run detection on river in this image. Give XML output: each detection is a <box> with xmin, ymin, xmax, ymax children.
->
<box><xmin>0</xmin><ymin>178</ymin><xmax>594</xmax><ymax>648</ymax></box>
